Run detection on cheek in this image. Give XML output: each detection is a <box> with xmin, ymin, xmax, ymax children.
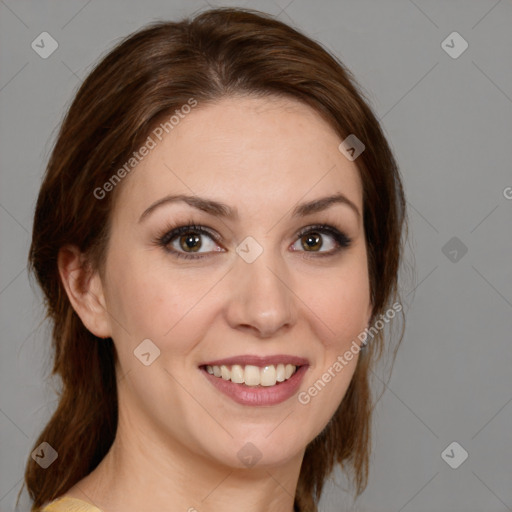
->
<box><xmin>295</xmin><ymin>262</ymin><xmax>369</xmax><ymax>429</ymax></box>
<box><xmin>105</xmin><ymin>252</ymin><xmax>221</xmax><ymax>353</ymax></box>
<box><xmin>297</xmin><ymin>252</ymin><xmax>370</xmax><ymax>423</ymax></box>
<box><xmin>302</xmin><ymin>258</ymin><xmax>371</xmax><ymax>349</ymax></box>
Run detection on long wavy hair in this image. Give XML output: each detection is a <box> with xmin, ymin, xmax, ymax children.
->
<box><xmin>22</xmin><ymin>7</ymin><xmax>407</xmax><ymax>512</ymax></box>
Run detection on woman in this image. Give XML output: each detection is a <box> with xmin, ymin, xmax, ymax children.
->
<box><xmin>22</xmin><ymin>7</ymin><xmax>406</xmax><ymax>512</ymax></box>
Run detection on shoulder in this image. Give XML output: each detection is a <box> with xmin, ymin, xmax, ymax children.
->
<box><xmin>39</xmin><ymin>497</ymin><xmax>103</xmax><ymax>512</ymax></box>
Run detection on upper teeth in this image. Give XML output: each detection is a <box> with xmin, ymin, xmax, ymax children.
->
<box><xmin>206</xmin><ymin>364</ymin><xmax>297</xmax><ymax>387</ymax></box>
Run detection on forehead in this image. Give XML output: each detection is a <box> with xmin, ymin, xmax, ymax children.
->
<box><xmin>114</xmin><ymin>95</ymin><xmax>363</xmax><ymax>223</ymax></box>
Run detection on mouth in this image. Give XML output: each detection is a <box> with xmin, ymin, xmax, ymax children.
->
<box><xmin>199</xmin><ymin>355</ymin><xmax>309</xmax><ymax>406</ymax></box>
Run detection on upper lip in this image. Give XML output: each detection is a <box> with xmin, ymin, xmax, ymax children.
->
<box><xmin>200</xmin><ymin>355</ymin><xmax>309</xmax><ymax>368</ymax></box>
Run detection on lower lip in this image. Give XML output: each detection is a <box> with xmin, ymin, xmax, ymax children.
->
<box><xmin>201</xmin><ymin>365</ymin><xmax>308</xmax><ymax>406</ymax></box>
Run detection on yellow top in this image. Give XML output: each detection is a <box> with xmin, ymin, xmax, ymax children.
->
<box><xmin>40</xmin><ymin>497</ymin><xmax>103</xmax><ymax>512</ymax></box>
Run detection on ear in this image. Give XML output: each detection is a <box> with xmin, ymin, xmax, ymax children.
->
<box><xmin>57</xmin><ymin>244</ymin><xmax>112</xmax><ymax>339</ymax></box>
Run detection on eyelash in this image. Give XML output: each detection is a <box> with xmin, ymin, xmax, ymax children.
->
<box><xmin>153</xmin><ymin>220</ymin><xmax>352</xmax><ymax>261</ymax></box>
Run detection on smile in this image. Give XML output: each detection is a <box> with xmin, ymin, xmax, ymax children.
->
<box><xmin>199</xmin><ymin>355</ymin><xmax>309</xmax><ymax>406</ymax></box>
<box><xmin>206</xmin><ymin>363</ymin><xmax>298</xmax><ymax>387</ymax></box>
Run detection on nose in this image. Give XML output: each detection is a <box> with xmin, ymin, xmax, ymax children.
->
<box><xmin>225</xmin><ymin>248</ymin><xmax>297</xmax><ymax>338</ymax></box>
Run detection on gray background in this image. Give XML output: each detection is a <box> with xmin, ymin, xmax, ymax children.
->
<box><xmin>1</xmin><ymin>1</ymin><xmax>511</xmax><ymax>511</ymax></box>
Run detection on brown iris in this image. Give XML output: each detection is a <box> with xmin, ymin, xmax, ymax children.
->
<box><xmin>302</xmin><ymin>232</ymin><xmax>322</xmax><ymax>251</ymax></box>
<box><xmin>180</xmin><ymin>232</ymin><xmax>202</xmax><ymax>252</ymax></box>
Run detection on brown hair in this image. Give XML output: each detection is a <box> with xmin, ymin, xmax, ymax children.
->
<box><xmin>22</xmin><ymin>7</ymin><xmax>406</xmax><ymax>512</ymax></box>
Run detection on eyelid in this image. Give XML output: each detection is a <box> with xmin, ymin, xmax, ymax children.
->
<box><xmin>295</xmin><ymin>223</ymin><xmax>349</xmax><ymax>241</ymax></box>
<box><xmin>157</xmin><ymin>223</ymin><xmax>222</xmax><ymax>246</ymax></box>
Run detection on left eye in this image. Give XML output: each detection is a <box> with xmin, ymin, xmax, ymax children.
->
<box><xmin>291</xmin><ymin>229</ymin><xmax>339</xmax><ymax>253</ymax></box>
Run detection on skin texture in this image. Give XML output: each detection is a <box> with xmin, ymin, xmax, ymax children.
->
<box><xmin>58</xmin><ymin>95</ymin><xmax>372</xmax><ymax>512</ymax></box>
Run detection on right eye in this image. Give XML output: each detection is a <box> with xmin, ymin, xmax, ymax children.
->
<box><xmin>156</xmin><ymin>224</ymin><xmax>225</xmax><ymax>260</ymax></box>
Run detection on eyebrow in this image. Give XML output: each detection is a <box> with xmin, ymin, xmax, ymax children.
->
<box><xmin>138</xmin><ymin>193</ymin><xmax>360</xmax><ymax>223</ymax></box>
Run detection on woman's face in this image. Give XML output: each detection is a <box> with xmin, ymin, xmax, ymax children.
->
<box><xmin>97</xmin><ymin>95</ymin><xmax>372</xmax><ymax>470</ymax></box>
